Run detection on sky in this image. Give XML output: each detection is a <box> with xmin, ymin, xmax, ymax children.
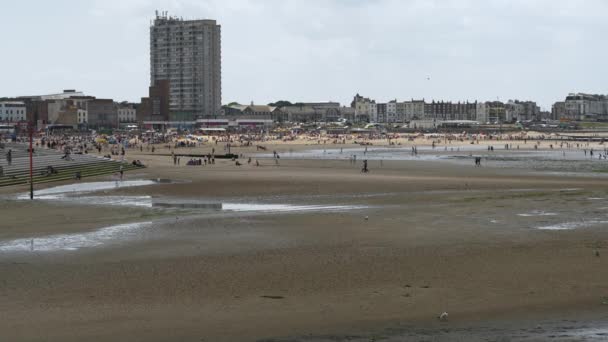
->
<box><xmin>1</xmin><ymin>0</ymin><xmax>607</xmax><ymax>110</ymax></box>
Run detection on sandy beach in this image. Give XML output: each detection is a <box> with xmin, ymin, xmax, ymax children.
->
<box><xmin>1</xmin><ymin>138</ymin><xmax>608</xmax><ymax>341</ymax></box>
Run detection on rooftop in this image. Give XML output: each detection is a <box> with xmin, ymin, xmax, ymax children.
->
<box><xmin>18</xmin><ymin>90</ymin><xmax>85</xmax><ymax>101</ymax></box>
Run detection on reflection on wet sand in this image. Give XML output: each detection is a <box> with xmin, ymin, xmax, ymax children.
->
<box><xmin>0</xmin><ymin>222</ymin><xmax>153</xmax><ymax>252</ymax></box>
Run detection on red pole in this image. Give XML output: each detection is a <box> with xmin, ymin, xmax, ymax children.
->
<box><xmin>29</xmin><ymin>125</ymin><xmax>33</xmax><ymax>200</ymax></box>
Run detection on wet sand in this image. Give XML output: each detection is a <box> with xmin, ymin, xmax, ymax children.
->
<box><xmin>1</xmin><ymin>144</ymin><xmax>608</xmax><ymax>341</ymax></box>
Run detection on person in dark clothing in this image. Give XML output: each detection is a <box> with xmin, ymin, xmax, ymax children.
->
<box><xmin>361</xmin><ymin>160</ymin><xmax>369</xmax><ymax>173</ymax></box>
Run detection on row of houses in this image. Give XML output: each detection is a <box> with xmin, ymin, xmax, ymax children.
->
<box><xmin>221</xmin><ymin>95</ymin><xmax>543</xmax><ymax>124</ymax></box>
<box><xmin>352</xmin><ymin>94</ymin><xmax>542</xmax><ymax>124</ymax></box>
<box><xmin>0</xmin><ymin>92</ymin><xmax>541</xmax><ymax>129</ymax></box>
<box><xmin>3</xmin><ymin>89</ymin><xmax>607</xmax><ymax>131</ymax></box>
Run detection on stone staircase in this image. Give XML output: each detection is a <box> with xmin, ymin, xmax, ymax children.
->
<box><xmin>0</xmin><ymin>143</ymin><xmax>143</xmax><ymax>187</ymax></box>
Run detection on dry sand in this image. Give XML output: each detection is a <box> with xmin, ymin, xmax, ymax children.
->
<box><xmin>1</xmin><ymin>141</ymin><xmax>608</xmax><ymax>341</ymax></box>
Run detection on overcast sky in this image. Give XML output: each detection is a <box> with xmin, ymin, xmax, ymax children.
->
<box><xmin>1</xmin><ymin>0</ymin><xmax>607</xmax><ymax>110</ymax></box>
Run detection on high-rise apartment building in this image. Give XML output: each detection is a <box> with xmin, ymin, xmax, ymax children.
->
<box><xmin>150</xmin><ymin>11</ymin><xmax>222</xmax><ymax>120</ymax></box>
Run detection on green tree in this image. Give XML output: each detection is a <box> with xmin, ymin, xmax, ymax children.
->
<box><xmin>268</xmin><ymin>100</ymin><xmax>293</xmax><ymax>107</ymax></box>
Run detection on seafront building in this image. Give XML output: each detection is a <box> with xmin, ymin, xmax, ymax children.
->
<box><xmin>223</xmin><ymin>103</ymin><xmax>284</xmax><ymax>123</ymax></box>
<box><xmin>279</xmin><ymin>103</ymin><xmax>353</xmax><ymax>122</ymax></box>
<box><xmin>117</xmin><ymin>103</ymin><xmax>138</xmax><ymax>125</ymax></box>
<box><xmin>376</xmin><ymin>103</ymin><xmax>387</xmax><ymax>123</ymax></box>
<box><xmin>504</xmin><ymin>100</ymin><xmax>541</xmax><ymax>122</ymax></box>
<box><xmin>5</xmin><ymin>83</ymin><xmax>607</xmax><ymax>131</ymax></box>
<box><xmin>371</xmin><ymin>96</ymin><xmax>518</xmax><ymax>124</ymax></box>
<box><xmin>0</xmin><ymin>101</ymin><xmax>27</xmax><ymax>123</ymax></box>
<box><xmin>0</xmin><ymin>89</ymin><xmax>547</xmax><ymax>129</ymax></box>
<box><xmin>352</xmin><ymin>94</ymin><xmax>378</xmax><ymax>123</ymax></box>
<box><xmin>423</xmin><ymin>101</ymin><xmax>479</xmax><ymax>121</ymax></box>
<box><xmin>47</xmin><ymin>96</ymin><xmax>93</xmax><ymax>128</ymax></box>
<box><xmin>150</xmin><ymin>11</ymin><xmax>222</xmax><ymax>121</ymax></box>
<box><xmin>138</xmin><ymin>80</ymin><xmax>171</xmax><ymax>130</ymax></box>
<box><xmin>550</xmin><ymin>93</ymin><xmax>608</xmax><ymax>121</ymax></box>
<box><xmin>386</xmin><ymin>100</ymin><xmax>397</xmax><ymax>123</ymax></box>
<box><xmin>551</xmin><ymin>102</ymin><xmax>566</xmax><ymax>121</ymax></box>
<box><xmin>15</xmin><ymin>90</ymin><xmax>85</xmax><ymax>128</ymax></box>
<box><xmin>475</xmin><ymin>102</ymin><xmax>488</xmax><ymax>123</ymax></box>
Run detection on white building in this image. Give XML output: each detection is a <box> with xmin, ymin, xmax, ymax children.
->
<box><xmin>404</xmin><ymin>100</ymin><xmax>426</xmax><ymax>120</ymax></box>
<box><xmin>117</xmin><ymin>105</ymin><xmax>137</xmax><ymax>123</ymax></box>
<box><xmin>409</xmin><ymin>119</ymin><xmax>440</xmax><ymax>129</ymax></box>
<box><xmin>77</xmin><ymin>109</ymin><xmax>88</xmax><ymax>124</ymax></box>
<box><xmin>562</xmin><ymin>93</ymin><xmax>608</xmax><ymax>121</ymax></box>
<box><xmin>0</xmin><ymin>102</ymin><xmax>27</xmax><ymax>122</ymax></box>
<box><xmin>386</xmin><ymin>100</ymin><xmax>398</xmax><ymax>123</ymax></box>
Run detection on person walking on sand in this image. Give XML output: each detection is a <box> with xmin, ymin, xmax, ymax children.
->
<box><xmin>361</xmin><ymin>159</ymin><xmax>369</xmax><ymax>173</ymax></box>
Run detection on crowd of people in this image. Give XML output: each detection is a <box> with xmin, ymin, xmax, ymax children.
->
<box><xmin>2</xmin><ymin>128</ymin><xmax>608</xmax><ymax>183</ymax></box>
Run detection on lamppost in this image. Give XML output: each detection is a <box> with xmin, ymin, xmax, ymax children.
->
<box><xmin>25</xmin><ymin>121</ymin><xmax>34</xmax><ymax>200</ymax></box>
